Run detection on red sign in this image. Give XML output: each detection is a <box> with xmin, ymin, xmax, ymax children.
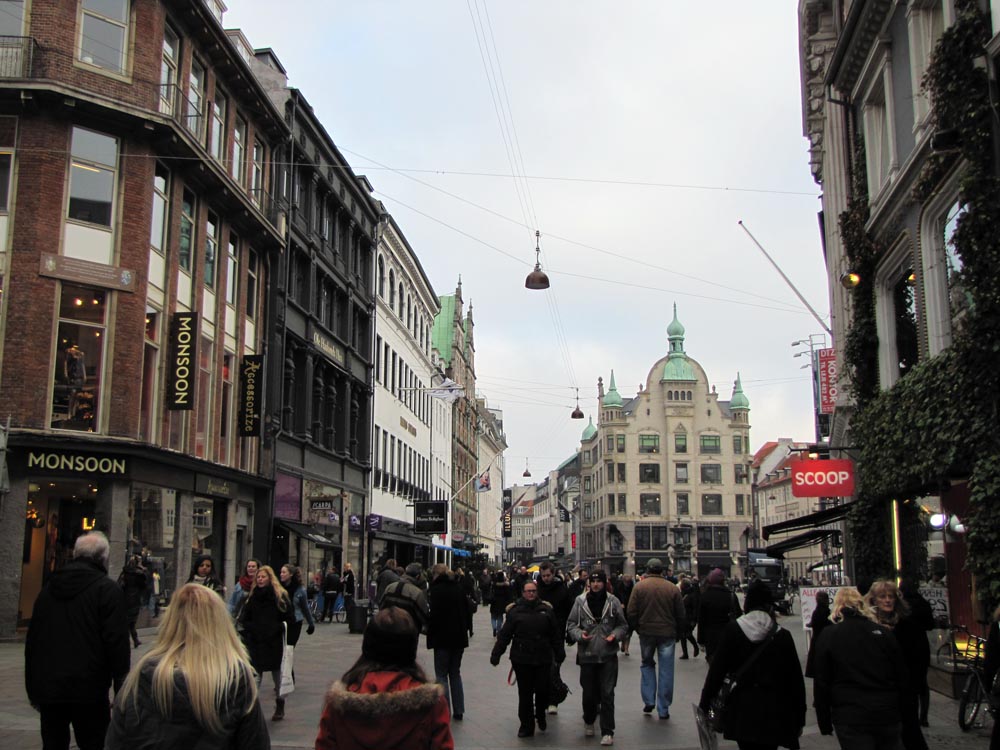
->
<box><xmin>571</xmin><ymin>532</ymin><xmax>577</xmax><ymax>550</ymax></box>
<box><xmin>791</xmin><ymin>459</ymin><xmax>855</xmax><ymax>497</ymax></box>
<box><xmin>818</xmin><ymin>348</ymin><xmax>837</xmax><ymax>415</ymax></box>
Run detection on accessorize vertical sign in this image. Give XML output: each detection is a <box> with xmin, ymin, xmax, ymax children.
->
<box><xmin>166</xmin><ymin>312</ymin><xmax>198</xmax><ymax>410</ymax></box>
<box><xmin>818</xmin><ymin>348</ymin><xmax>837</xmax><ymax>415</ymax></box>
<box><xmin>238</xmin><ymin>355</ymin><xmax>264</xmax><ymax>437</ymax></box>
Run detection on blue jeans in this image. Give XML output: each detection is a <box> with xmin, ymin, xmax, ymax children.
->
<box><xmin>491</xmin><ymin>612</ymin><xmax>504</xmax><ymax>635</ymax></box>
<box><xmin>433</xmin><ymin>647</ymin><xmax>465</xmax><ymax>716</ymax></box>
<box><xmin>639</xmin><ymin>635</ymin><xmax>675</xmax><ymax>717</ymax></box>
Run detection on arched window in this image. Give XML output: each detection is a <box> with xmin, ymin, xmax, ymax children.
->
<box><xmin>377</xmin><ymin>256</ymin><xmax>385</xmax><ymax>298</ymax></box>
<box><xmin>398</xmin><ymin>283</ymin><xmax>404</xmax><ymax>317</ymax></box>
<box><xmin>388</xmin><ymin>269</ymin><xmax>395</xmax><ymax>306</ymax></box>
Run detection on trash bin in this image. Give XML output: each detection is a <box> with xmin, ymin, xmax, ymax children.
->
<box><xmin>348</xmin><ymin>599</ymin><xmax>370</xmax><ymax>634</ymax></box>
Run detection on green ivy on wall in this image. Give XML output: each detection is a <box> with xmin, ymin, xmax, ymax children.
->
<box><xmin>840</xmin><ymin>0</ymin><xmax>1000</xmax><ymax>604</ymax></box>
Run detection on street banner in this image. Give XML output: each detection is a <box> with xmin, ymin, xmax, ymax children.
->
<box><xmin>818</xmin><ymin>348</ymin><xmax>837</xmax><ymax>414</ymax></box>
<box><xmin>475</xmin><ymin>470</ymin><xmax>491</xmax><ymax>492</ymax></box>
<box><xmin>237</xmin><ymin>355</ymin><xmax>264</xmax><ymax>436</ymax></box>
<box><xmin>414</xmin><ymin>501</ymin><xmax>448</xmax><ymax>534</ymax></box>
<box><xmin>558</xmin><ymin>503</ymin><xmax>571</xmax><ymax>522</ymax></box>
<box><xmin>502</xmin><ymin>509</ymin><xmax>513</xmax><ymax>537</ymax></box>
<box><xmin>800</xmin><ymin>586</ymin><xmax>845</xmax><ymax>631</ymax></box>
<box><xmin>166</xmin><ymin>312</ymin><xmax>197</xmax><ymax>410</ymax></box>
<box><xmin>427</xmin><ymin>378</ymin><xmax>464</xmax><ymax>403</ymax></box>
<box><xmin>791</xmin><ymin>458</ymin><xmax>854</xmax><ymax>498</ymax></box>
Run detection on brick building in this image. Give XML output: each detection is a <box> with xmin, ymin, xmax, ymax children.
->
<box><xmin>0</xmin><ymin>0</ymin><xmax>287</xmax><ymax>636</ymax></box>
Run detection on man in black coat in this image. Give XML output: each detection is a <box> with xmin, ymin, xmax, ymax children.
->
<box><xmin>25</xmin><ymin>531</ymin><xmax>130</xmax><ymax>750</ymax></box>
<box><xmin>426</xmin><ymin>565</ymin><xmax>470</xmax><ymax>720</ymax></box>
<box><xmin>536</xmin><ymin>561</ymin><xmax>572</xmax><ymax>715</ymax></box>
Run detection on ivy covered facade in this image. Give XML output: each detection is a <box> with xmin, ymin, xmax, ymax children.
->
<box><xmin>799</xmin><ymin>0</ymin><xmax>1000</xmax><ymax>628</ymax></box>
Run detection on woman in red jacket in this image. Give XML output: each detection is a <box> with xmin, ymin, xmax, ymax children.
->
<box><xmin>315</xmin><ymin>606</ymin><xmax>454</xmax><ymax>750</ymax></box>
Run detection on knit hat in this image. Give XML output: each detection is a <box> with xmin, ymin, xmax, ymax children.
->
<box><xmin>590</xmin><ymin>570</ymin><xmax>608</xmax><ymax>584</ymax></box>
<box><xmin>404</xmin><ymin>562</ymin><xmax>423</xmax><ymax>578</ymax></box>
<box><xmin>743</xmin><ymin>579</ymin><xmax>773</xmax><ymax>612</ymax></box>
<box><xmin>707</xmin><ymin>568</ymin><xmax>725</xmax><ymax>586</ymax></box>
<box><xmin>361</xmin><ymin>617</ymin><xmax>418</xmax><ymax>666</ymax></box>
<box><xmin>645</xmin><ymin>558</ymin><xmax>664</xmax><ymax>573</ymax></box>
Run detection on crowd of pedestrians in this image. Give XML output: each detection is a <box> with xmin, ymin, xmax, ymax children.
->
<box><xmin>20</xmin><ymin>532</ymin><xmax>967</xmax><ymax>750</ymax></box>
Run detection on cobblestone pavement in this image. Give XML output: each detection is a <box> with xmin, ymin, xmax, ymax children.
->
<box><xmin>0</xmin><ymin>609</ymin><xmax>991</xmax><ymax>749</ymax></box>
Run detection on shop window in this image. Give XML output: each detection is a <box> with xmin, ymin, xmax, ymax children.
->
<box><xmin>191</xmin><ymin>498</ymin><xmax>226</xmax><ymax>562</ymax></box>
<box><xmin>702</xmin><ymin>494</ymin><xmax>723</xmax><ymax>515</ymax></box>
<box><xmin>673</xmin><ymin>527</ymin><xmax>691</xmax><ymax>546</ymax></box>
<box><xmin>635</xmin><ymin>526</ymin><xmax>650</xmax><ymax>550</ymax></box>
<box><xmin>128</xmin><ymin>484</ymin><xmax>177</xmax><ymax>602</ymax></box>
<box><xmin>68</xmin><ymin>127</ymin><xmax>117</xmax><ymax>227</ymax></box>
<box><xmin>139</xmin><ymin>307</ymin><xmax>160</xmax><ymax>443</ymax></box>
<box><xmin>640</xmin><ymin>493</ymin><xmax>661</xmax><ymax>517</ymax></box>
<box><xmin>652</xmin><ymin>525</ymin><xmax>668</xmax><ymax>550</ymax></box>
<box><xmin>676</xmin><ymin>492</ymin><xmax>689</xmax><ymax>515</ymax></box>
<box><xmin>714</xmin><ymin>526</ymin><xmax>730</xmax><ymax>550</ymax></box>
<box><xmin>50</xmin><ymin>284</ymin><xmax>107</xmax><ymax>431</ymax></box>
<box><xmin>79</xmin><ymin>0</ymin><xmax>129</xmax><ymax>74</ymax></box>
<box><xmin>167</xmin><ymin>410</ymin><xmax>187</xmax><ymax>452</ymax></box>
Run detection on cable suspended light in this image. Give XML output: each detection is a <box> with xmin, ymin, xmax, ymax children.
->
<box><xmin>522</xmin><ymin>459</ymin><xmax>532</xmax><ymax>478</ymax></box>
<box><xmin>525</xmin><ymin>230</ymin><xmax>550</xmax><ymax>290</ymax></box>
<box><xmin>571</xmin><ymin>387</ymin><xmax>584</xmax><ymax>419</ymax></box>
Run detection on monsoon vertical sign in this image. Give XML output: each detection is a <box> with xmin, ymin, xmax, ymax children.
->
<box><xmin>238</xmin><ymin>355</ymin><xmax>264</xmax><ymax>437</ymax></box>
<box><xmin>166</xmin><ymin>313</ymin><xmax>198</xmax><ymax>410</ymax></box>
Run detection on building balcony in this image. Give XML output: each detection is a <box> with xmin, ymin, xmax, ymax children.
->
<box><xmin>0</xmin><ymin>36</ymin><xmax>39</xmax><ymax>78</ymax></box>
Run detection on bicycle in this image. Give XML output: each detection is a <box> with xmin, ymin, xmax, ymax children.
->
<box><xmin>951</xmin><ymin>627</ymin><xmax>998</xmax><ymax>731</ymax></box>
<box><xmin>331</xmin><ymin>593</ymin><xmax>347</xmax><ymax>623</ymax></box>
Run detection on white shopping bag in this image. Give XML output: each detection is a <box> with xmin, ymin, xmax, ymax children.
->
<box><xmin>279</xmin><ymin>622</ymin><xmax>295</xmax><ymax>697</ymax></box>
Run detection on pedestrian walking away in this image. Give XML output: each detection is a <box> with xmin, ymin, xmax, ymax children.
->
<box><xmin>105</xmin><ymin>583</ymin><xmax>269</xmax><ymax>750</ymax></box>
<box><xmin>490</xmin><ymin>571</ymin><xmax>513</xmax><ymax>637</ymax></box>
<box><xmin>697</xmin><ymin>568</ymin><xmax>741</xmax><ymax>663</ymax></box>
<box><xmin>315</xmin><ymin>606</ymin><xmax>454</xmax><ymax>750</ymax></box>
<box><xmin>813</xmin><ymin>587</ymin><xmax>907</xmax><ymax>750</ymax></box>
<box><xmin>426</xmin><ymin>563</ymin><xmax>470</xmax><ymax>720</ymax></box>
<box><xmin>118</xmin><ymin>554</ymin><xmax>148</xmax><ymax>649</ymax></box>
<box><xmin>321</xmin><ymin>566</ymin><xmax>342</xmax><ymax>623</ymax></box>
<box><xmin>25</xmin><ymin>531</ymin><xmax>130</xmax><ymax>750</ymax></box>
<box><xmin>698</xmin><ymin>579</ymin><xmax>806</xmax><ymax>750</ymax></box>
<box><xmin>239</xmin><ymin>564</ymin><xmax>295</xmax><ymax>721</ymax></box>
<box><xmin>679</xmin><ymin>578</ymin><xmax>700</xmax><ymax>660</ymax></box>
<box><xmin>625</xmin><ymin>557</ymin><xmax>686</xmax><ymax>720</ymax></box>
<box><xmin>566</xmin><ymin>569</ymin><xmax>629</xmax><ymax>746</ymax></box>
<box><xmin>804</xmin><ymin>589</ymin><xmax>831</xmax><ymax>679</ymax></box>
<box><xmin>490</xmin><ymin>579</ymin><xmax>566</xmax><ymax>738</ymax></box>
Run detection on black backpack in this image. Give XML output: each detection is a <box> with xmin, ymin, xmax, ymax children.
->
<box><xmin>380</xmin><ymin>580</ymin><xmax>425</xmax><ymax>628</ymax></box>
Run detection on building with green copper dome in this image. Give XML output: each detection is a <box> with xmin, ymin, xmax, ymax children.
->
<box><xmin>578</xmin><ymin>305</ymin><xmax>752</xmax><ymax>579</ymax></box>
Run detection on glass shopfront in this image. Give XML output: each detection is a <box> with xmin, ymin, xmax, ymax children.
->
<box><xmin>128</xmin><ymin>483</ymin><xmax>177</xmax><ymax>609</ymax></box>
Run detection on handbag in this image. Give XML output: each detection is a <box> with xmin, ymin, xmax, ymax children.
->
<box><xmin>279</xmin><ymin>622</ymin><xmax>296</xmax><ymax>697</ymax></box>
<box><xmin>708</xmin><ymin>620</ymin><xmax>777</xmax><ymax>733</ymax></box>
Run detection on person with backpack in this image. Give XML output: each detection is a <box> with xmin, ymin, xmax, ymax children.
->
<box><xmin>698</xmin><ymin>579</ymin><xmax>805</xmax><ymax>750</ymax></box>
<box><xmin>566</xmin><ymin>570</ymin><xmax>629</xmax><ymax>746</ymax></box>
<box><xmin>380</xmin><ymin>562</ymin><xmax>431</xmax><ymax>634</ymax></box>
<box><xmin>321</xmin><ymin>566</ymin><xmax>342</xmax><ymax>623</ymax></box>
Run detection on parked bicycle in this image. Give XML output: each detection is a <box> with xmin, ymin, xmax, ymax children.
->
<box><xmin>947</xmin><ymin>625</ymin><xmax>999</xmax><ymax>731</ymax></box>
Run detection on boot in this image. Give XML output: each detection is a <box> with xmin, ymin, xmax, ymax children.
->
<box><xmin>272</xmin><ymin>697</ymin><xmax>285</xmax><ymax>721</ymax></box>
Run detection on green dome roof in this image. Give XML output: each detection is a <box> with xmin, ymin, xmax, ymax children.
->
<box><xmin>602</xmin><ymin>370</ymin><xmax>623</xmax><ymax>408</ymax></box>
<box><xmin>581</xmin><ymin>416</ymin><xmax>597</xmax><ymax>441</ymax></box>
<box><xmin>730</xmin><ymin>372</ymin><xmax>750</xmax><ymax>410</ymax></box>
<box><xmin>661</xmin><ymin>303</ymin><xmax>696</xmax><ymax>381</ymax></box>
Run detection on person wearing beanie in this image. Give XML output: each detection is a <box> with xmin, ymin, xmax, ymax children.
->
<box><xmin>697</xmin><ymin>568</ymin><xmax>741</xmax><ymax>663</ymax></box>
<box><xmin>315</xmin><ymin>607</ymin><xmax>454</xmax><ymax>750</ymax></box>
<box><xmin>567</xmin><ymin>569</ymin><xmax>629</xmax><ymax>745</ymax></box>
<box><xmin>698</xmin><ymin>579</ymin><xmax>806</xmax><ymax>749</ymax></box>
<box><xmin>625</xmin><ymin>558</ymin><xmax>686</xmax><ymax>720</ymax></box>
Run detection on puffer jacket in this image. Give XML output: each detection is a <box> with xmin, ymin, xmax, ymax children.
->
<box><xmin>566</xmin><ymin>593</ymin><xmax>629</xmax><ymax>664</ymax></box>
<box><xmin>491</xmin><ymin>598</ymin><xmax>566</xmax><ymax>666</ymax></box>
<box><xmin>626</xmin><ymin>574</ymin><xmax>686</xmax><ymax>639</ymax></box>
<box><xmin>105</xmin><ymin>662</ymin><xmax>269</xmax><ymax>750</ymax></box>
<box><xmin>315</xmin><ymin>672</ymin><xmax>453</xmax><ymax>750</ymax></box>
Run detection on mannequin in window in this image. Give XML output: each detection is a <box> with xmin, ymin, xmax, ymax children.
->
<box><xmin>64</xmin><ymin>342</ymin><xmax>88</xmax><ymax>421</ymax></box>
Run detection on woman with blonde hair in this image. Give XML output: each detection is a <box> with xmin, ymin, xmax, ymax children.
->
<box><xmin>240</xmin><ymin>564</ymin><xmax>294</xmax><ymax>721</ymax></box>
<box><xmin>865</xmin><ymin>580</ymin><xmax>931</xmax><ymax>750</ymax></box>
<box><xmin>814</xmin><ymin>586</ymin><xmax>907</xmax><ymax>749</ymax></box>
<box><xmin>105</xmin><ymin>583</ymin><xmax>268</xmax><ymax>749</ymax></box>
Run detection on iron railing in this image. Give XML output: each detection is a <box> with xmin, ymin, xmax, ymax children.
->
<box><xmin>0</xmin><ymin>36</ymin><xmax>38</xmax><ymax>78</ymax></box>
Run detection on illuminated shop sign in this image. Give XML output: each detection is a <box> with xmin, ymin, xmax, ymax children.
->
<box><xmin>27</xmin><ymin>451</ymin><xmax>127</xmax><ymax>475</ymax></box>
<box><xmin>166</xmin><ymin>312</ymin><xmax>198</xmax><ymax>410</ymax></box>
<box><xmin>238</xmin><ymin>355</ymin><xmax>264</xmax><ymax>437</ymax></box>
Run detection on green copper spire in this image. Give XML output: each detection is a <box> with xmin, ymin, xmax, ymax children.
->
<box><xmin>730</xmin><ymin>372</ymin><xmax>750</xmax><ymax>410</ymax></box>
<box><xmin>602</xmin><ymin>370</ymin><xmax>623</xmax><ymax>407</ymax></box>
<box><xmin>581</xmin><ymin>416</ymin><xmax>597</xmax><ymax>440</ymax></box>
<box><xmin>662</xmin><ymin>304</ymin><xmax>696</xmax><ymax>381</ymax></box>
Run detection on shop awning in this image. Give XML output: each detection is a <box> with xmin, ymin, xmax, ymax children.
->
<box><xmin>762</xmin><ymin>502</ymin><xmax>853</xmax><ymax>541</ymax></box>
<box><xmin>765</xmin><ymin>528</ymin><xmax>840</xmax><ymax>557</ymax></box>
<box><xmin>375</xmin><ymin>530</ymin><xmax>432</xmax><ymax>547</ymax></box>
<box><xmin>809</xmin><ymin>553</ymin><xmax>844</xmax><ymax>572</ymax></box>
<box><xmin>275</xmin><ymin>519</ymin><xmax>339</xmax><ymax>549</ymax></box>
<box><xmin>433</xmin><ymin>544</ymin><xmax>470</xmax><ymax>557</ymax></box>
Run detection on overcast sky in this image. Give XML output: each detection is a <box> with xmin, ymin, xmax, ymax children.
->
<box><xmin>224</xmin><ymin>1</ymin><xmax>829</xmax><ymax>479</ymax></box>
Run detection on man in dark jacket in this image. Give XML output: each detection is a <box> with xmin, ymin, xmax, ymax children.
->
<box><xmin>321</xmin><ymin>565</ymin><xmax>341</xmax><ymax>622</ymax></box>
<box><xmin>426</xmin><ymin>565</ymin><xmax>470</xmax><ymax>720</ymax></box>
<box><xmin>25</xmin><ymin>531</ymin><xmax>130</xmax><ymax>750</ymax></box>
<box><xmin>626</xmin><ymin>558</ymin><xmax>686</xmax><ymax>720</ymax></box>
<box><xmin>375</xmin><ymin>557</ymin><xmax>401</xmax><ymax>602</ymax></box>
<box><xmin>567</xmin><ymin>567</ymin><xmax>590</xmax><ymax>600</ymax></box>
<box><xmin>566</xmin><ymin>570</ymin><xmax>629</xmax><ymax>744</ymax></box>
<box><xmin>697</xmin><ymin>568</ymin><xmax>741</xmax><ymax>662</ymax></box>
<box><xmin>536</xmin><ymin>561</ymin><xmax>572</xmax><ymax>715</ymax></box>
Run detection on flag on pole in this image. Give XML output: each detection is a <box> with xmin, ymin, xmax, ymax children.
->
<box><xmin>427</xmin><ymin>378</ymin><xmax>465</xmax><ymax>404</ymax></box>
<box><xmin>475</xmin><ymin>470</ymin><xmax>491</xmax><ymax>492</ymax></box>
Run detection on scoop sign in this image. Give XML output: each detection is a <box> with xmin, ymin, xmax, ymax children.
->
<box><xmin>791</xmin><ymin>459</ymin><xmax>855</xmax><ymax>497</ymax></box>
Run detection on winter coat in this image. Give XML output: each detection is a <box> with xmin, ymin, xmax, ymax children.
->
<box><xmin>381</xmin><ymin>576</ymin><xmax>431</xmax><ymax>633</ymax></box>
<box><xmin>682</xmin><ymin>585</ymin><xmax>700</xmax><ymax>636</ymax></box>
<box><xmin>566</xmin><ymin>593</ymin><xmax>629</xmax><ymax>664</ymax></box>
<box><xmin>536</xmin><ymin>577</ymin><xmax>572</xmax><ymax>632</ymax></box>
<box><xmin>489</xmin><ymin>581</ymin><xmax>513</xmax><ymax>617</ymax></box>
<box><xmin>626</xmin><ymin>575</ymin><xmax>686</xmax><ymax>639</ymax></box>
<box><xmin>376</xmin><ymin>567</ymin><xmax>402</xmax><ymax>602</ymax></box>
<box><xmin>323</xmin><ymin>572</ymin><xmax>342</xmax><ymax>595</ymax></box>
<box><xmin>896</xmin><ymin>594</ymin><xmax>934</xmax><ymax>691</ymax></box>
<box><xmin>491</xmin><ymin>598</ymin><xmax>566</xmax><ymax>667</ymax></box>
<box><xmin>813</xmin><ymin>609</ymin><xmax>907</xmax><ymax>733</ymax></box>
<box><xmin>698</xmin><ymin>611</ymin><xmax>806</xmax><ymax>749</ymax></box>
<box><xmin>289</xmin><ymin>582</ymin><xmax>315</xmax><ymax>626</ymax></box>
<box><xmin>697</xmin><ymin>584</ymin><xmax>740</xmax><ymax>653</ymax></box>
<box><xmin>426</xmin><ymin>575</ymin><xmax>470</xmax><ymax>651</ymax></box>
<box><xmin>567</xmin><ymin>578</ymin><xmax>588</xmax><ymax>601</ymax></box>
<box><xmin>342</xmin><ymin>569</ymin><xmax>356</xmax><ymax>598</ymax></box>
<box><xmin>228</xmin><ymin>578</ymin><xmax>253</xmax><ymax>619</ymax></box>
<box><xmin>804</xmin><ymin>602</ymin><xmax>832</xmax><ymax>678</ymax></box>
<box><xmin>120</xmin><ymin>566</ymin><xmax>148</xmax><ymax>620</ymax></box>
<box><xmin>105</xmin><ymin>661</ymin><xmax>269</xmax><ymax>750</ymax></box>
<box><xmin>25</xmin><ymin>558</ymin><xmax>130</xmax><ymax>706</ymax></box>
<box><xmin>240</xmin><ymin>587</ymin><xmax>294</xmax><ymax>673</ymax></box>
<box><xmin>315</xmin><ymin>672</ymin><xmax>453</xmax><ymax>750</ymax></box>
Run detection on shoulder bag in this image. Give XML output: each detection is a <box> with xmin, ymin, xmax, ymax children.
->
<box><xmin>708</xmin><ymin>620</ymin><xmax>778</xmax><ymax>733</ymax></box>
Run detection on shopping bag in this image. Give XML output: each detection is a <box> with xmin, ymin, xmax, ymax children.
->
<box><xmin>693</xmin><ymin>704</ymin><xmax>719</xmax><ymax>750</ymax></box>
<box><xmin>279</xmin><ymin>623</ymin><xmax>295</xmax><ymax>697</ymax></box>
